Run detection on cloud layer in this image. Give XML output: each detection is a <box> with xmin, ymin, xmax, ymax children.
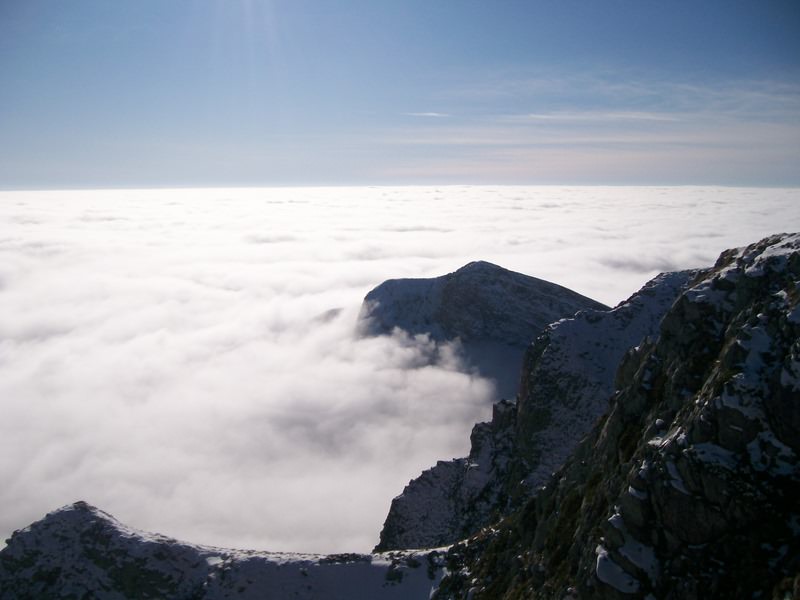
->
<box><xmin>1</xmin><ymin>186</ymin><xmax>798</xmax><ymax>553</ymax></box>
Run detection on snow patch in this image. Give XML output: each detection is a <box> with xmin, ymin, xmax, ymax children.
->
<box><xmin>664</xmin><ymin>460</ymin><xmax>690</xmax><ymax>495</ymax></box>
<box><xmin>618</xmin><ymin>537</ymin><xmax>659</xmax><ymax>584</ymax></box>
<box><xmin>747</xmin><ymin>431</ymin><xmax>797</xmax><ymax>476</ymax></box>
<box><xmin>690</xmin><ymin>443</ymin><xmax>738</xmax><ymax>471</ymax></box>
<box><xmin>627</xmin><ymin>485</ymin><xmax>648</xmax><ymax>500</ymax></box>
<box><xmin>595</xmin><ymin>544</ymin><xmax>640</xmax><ymax>594</ymax></box>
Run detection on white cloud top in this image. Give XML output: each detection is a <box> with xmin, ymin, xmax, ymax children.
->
<box><xmin>0</xmin><ymin>186</ymin><xmax>798</xmax><ymax>553</ymax></box>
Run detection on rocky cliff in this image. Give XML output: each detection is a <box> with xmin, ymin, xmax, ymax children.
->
<box><xmin>360</xmin><ymin>260</ymin><xmax>608</xmax><ymax>399</ymax></box>
<box><xmin>375</xmin><ymin>399</ymin><xmax>517</xmax><ymax>551</ymax></box>
<box><xmin>375</xmin><ymin>270</ymin><xmax>697</xmax><ymax>552</ymax></box>
<box><xmin>513</xmin><ymin>269</ymin><xmax>701</xmax><ymax>496</ymax></box>
<box><xmin>433</xmin><ymin>232</ymin><xmax>800</xmax><ymax>599</ymax></box>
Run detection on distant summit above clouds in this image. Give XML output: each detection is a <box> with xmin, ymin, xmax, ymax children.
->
<box><xmin>359</xmin><ymin>261</ymin><xmax>609</xmax><ymax>399</ymax></box>
<box><xmin>359</xmin><ymin>261</ymin><xmax>608</xmax><ymax>345</ymax></box>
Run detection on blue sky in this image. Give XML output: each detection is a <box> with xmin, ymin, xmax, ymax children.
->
<box><xmin>1</xmin><ymin>0</ymin><xmax>799</xmax><ymax>187</ymax></box>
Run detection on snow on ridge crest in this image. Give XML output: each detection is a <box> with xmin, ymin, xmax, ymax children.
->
<box><xmin>1</xmin><ymin>500</ymin><xmax>447</xmax><ymax>599</ymax></box>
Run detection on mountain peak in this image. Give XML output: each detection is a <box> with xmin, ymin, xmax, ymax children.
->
<box><xmin>361</xmin><ymin>261</ymin><xmax>608</xmax><ymax>344</ymax></box>
<box><xmin>454</xmin><ymin>260</ymin><xmax>505</xmax><ymax>273</ymax></box>
<box><xmin>50</xmin><ymin>500</ymin><xmax>99</xmax><ymax>516</ymax></box>
<box><xmin>17</xmin><ymin>500</ymin><xmax>115</xmax><ymax>538</ymax></box>
<box><xmin>360</xmin><ymin>261</ymin><xmax>608</xmax><ymax>399</ymax></box>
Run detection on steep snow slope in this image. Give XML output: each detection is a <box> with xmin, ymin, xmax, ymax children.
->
<box><xmin>376</xmin><ymin>270</ymin><xmax>697</xmax><ymax>551</ymax></box>
<box><xmin>360</xmin><ymin>261</ymin><xmax>608</xmax><ymax>399</ymax></box>
<box><xmin>0</xmin><ymin>502</ymin><xmax>445</xmax><ymax>600</ymax></box>
<box><xmin>514</xmin><ymin>268</ymin><xmax>701</xmax><ymax>493</ymax></box>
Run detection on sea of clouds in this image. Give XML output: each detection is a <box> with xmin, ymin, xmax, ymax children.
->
<box><xmin>1</xmin><ymin>186</ymin><xmax>798</xmax><ymax>553</ymax></box>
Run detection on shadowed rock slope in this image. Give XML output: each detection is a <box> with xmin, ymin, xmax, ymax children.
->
<box><xmin>376</xmin><ymin>270</ymin><xmax>697</xmax><ymax>552</ymax></box>
<box><xmin>433</xmin><ymin>233</ymin><xmax>800</xmax><ymax>600</ymax></box>
<box><xmin>359</xmin><ymin>261</ymin><xmax>609</xmax><ymax>399</ymax></box>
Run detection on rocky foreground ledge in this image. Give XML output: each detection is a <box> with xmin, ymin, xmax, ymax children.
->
<box><xmin>0</xmin><ymin>501</ymin><xmax>445</xmax><ymax>600</ymax></box>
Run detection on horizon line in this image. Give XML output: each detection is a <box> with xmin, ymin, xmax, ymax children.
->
<box><xmin>2</xmin><ymin>182</ymin><xmax>800</xmax><ymax>193</ymax></box>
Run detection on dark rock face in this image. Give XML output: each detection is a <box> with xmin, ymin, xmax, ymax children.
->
<box><xmin>375</xmin><ymin>400</ymin><xmax>517</xmax><ymax>551</ymax></box>
<box><xmin>512</xmin><ymin>269</ymin><xmax>700</xmax><ymax>496</ymax></box>
<box><xmin>376</xmin><ymin>270</ymin><xmax>696</xmax><ymax>552</ymax></box>
<box><xmin>433</xmin><ymin>233</ymin><xmax>800</xmax><ymax>600</ymax></box>
<box><xmin>360</xmin><ymin>261</ymin><xmax>609</xmax><ymax>399</ymax></box>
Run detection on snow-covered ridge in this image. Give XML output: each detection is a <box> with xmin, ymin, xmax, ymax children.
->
<box><xmin>0</xmin><ymin>502</ymin><xmax>445</xmax><ymax>600</ymax></box>
<box><xmin>360</xmin><ymin>260</ymin><xmax>608</xmax><ymax>345</ymax></box>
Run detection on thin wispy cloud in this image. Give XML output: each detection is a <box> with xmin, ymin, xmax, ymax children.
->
<box><xmin>509</xmin><ymin>111</ymin><xmax>682</xmax><ymax>123</ymax></box>
<box><xmin>404</xmin><ymin>112</ymin><xmax>452</xmax><ymax>118</ymax></box>
<box><xmin>436</xmin><ymin>71</ymin><xmax>800</xmax><ymax>132</ymax></box>
<box><xmin>448</xmin><ymin>72</ymin><xmax>800</xmax><ymax>116</ymax></box>
<box><xmin>372</xmin><ymin>74</ymin><xmax>800</xmax><ymax>184</ymax></box>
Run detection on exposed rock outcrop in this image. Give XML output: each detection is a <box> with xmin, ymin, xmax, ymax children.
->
<box><xmin>375</xmin><ymin>400</ymin><xmax>517</xmax><ymax>551</ymax></box>
<box><xmin>433</xmin><ymin>233</ymin><xmax>800</xmax><ymax>599</ymax></box>
<box><xmin>360</xmin><ymin>261</ymin><xmax>608</xmax><ymax>399</ymax></box>
<box><xmin>513</xmin><ymin>269</ymin><xmax>701</xmax><ymax>496</ymax></box>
